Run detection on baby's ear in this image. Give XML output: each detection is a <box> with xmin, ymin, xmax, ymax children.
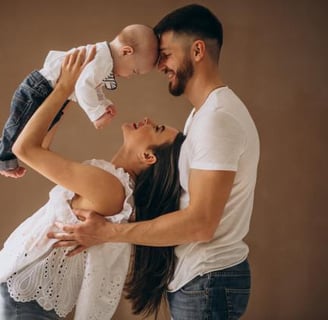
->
<box><xmin>121</xmin><ymin>45</ymin><xmax>134</xmax><ymax>56</ymax></box>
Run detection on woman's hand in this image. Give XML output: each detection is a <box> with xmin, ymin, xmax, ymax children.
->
<box><xmin>47</xmin><ymin>209</ymin><xmax>110</xmax><ymax>256</ymax></box>
<box><xmin>56</xmin><ymin>46</ymin><xmax>97</xmax><ymax>96</ymax></box>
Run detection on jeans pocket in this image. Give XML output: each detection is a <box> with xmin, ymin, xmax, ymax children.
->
<box><xmin>225</xmin><ymin>288</ymin><xmax>250</xmax><ymax>319</ymax></box>
<box><xmin>179</xmin><ymin>276</ymin><xmax>207</xmax><ymax>295</ymax></box>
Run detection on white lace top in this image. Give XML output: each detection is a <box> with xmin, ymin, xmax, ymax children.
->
<box><xmin>0</xmin><ymin>159</ymin><xmax>134</xmax><ymax>319</ymax></box>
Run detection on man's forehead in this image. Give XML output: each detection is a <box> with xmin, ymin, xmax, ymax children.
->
<box><xmin>159</xmin><ymin>31</ymin><xmax>192</xmax><ymax>51</ymax></box>
<box><xmin>159</xmin><ymin>31</ymin><xmax>174</xmax><ymax>49</ymax></box>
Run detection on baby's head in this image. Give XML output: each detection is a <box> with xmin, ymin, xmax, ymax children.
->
<box><xmin>110</xmin><ymin>24</ymin><xmax>159</xmax><ymax>78</ymax></box>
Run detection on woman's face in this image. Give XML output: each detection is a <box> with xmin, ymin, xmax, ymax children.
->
<box><xmin>122</xmin><ymin>118</ymin><xmax>179</xmax><ymax>148</ymax></box>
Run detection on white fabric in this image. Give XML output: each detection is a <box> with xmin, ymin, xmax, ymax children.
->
<box><xmin>0</xmin><ymin>159</ymin><xmax>134</xmax><ymax>319</ymax></box>
<box><xmin>39</xmin><ymin>41</ymin><xmax>114</xmax><ymax>122</ymax></box>
<box><xmin>169</xmin><ymin>87</ymin><xmax>260</xmax><ymax>291</ymax></box>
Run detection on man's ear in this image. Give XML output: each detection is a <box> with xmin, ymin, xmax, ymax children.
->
<box><xmin>192</xmin><ymin>40</ymin><xmax>205</xmax><ymax>61</ymax></box>
<box><xmin>121</xmin><ymin>45</ymin><xmax>134</xmax><ymax>56</ymax></box>
<box><xmin>139</xmin><ymin>151</ymin><xmax>157</xmax><ymax>165</ymax></box>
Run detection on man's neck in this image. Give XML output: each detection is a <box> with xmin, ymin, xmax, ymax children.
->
<box><xmin>185</xmin><ymin>65</ymin><xmax>225</xmax><ymax>110</ymax></box>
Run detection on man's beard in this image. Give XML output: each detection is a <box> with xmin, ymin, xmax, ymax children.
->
<box><xmin>169</xmin><ymin>56</ymin><xmax>194</xmax><ymax>96</ymax></box>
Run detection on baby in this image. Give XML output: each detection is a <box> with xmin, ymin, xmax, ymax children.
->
<box><xmin>0</xmin><ymin>24</ymin><xmax>158</xmax><ymax>178</ymax></box>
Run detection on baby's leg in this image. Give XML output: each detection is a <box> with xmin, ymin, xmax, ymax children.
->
<box><xmin>0</xmin><ymin>71</ymin><xmax>68</xmax><ymax>179</ymax></box>
<box><xmin>0</xmin><ymin>71</ymin><xmax>51</xmax><ymax>177</ymax></box>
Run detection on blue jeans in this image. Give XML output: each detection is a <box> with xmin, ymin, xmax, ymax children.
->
<box><xmin>0</xmin><ymin>282</ymin><xmax>62</xmax><ymax>319</ymax></box>
<box><xmin>0</xmin><ymin>70</ymin><xmax>69</xmax><ymax>170</ymax></box>
<box><xmin>168</xmin><ymin>259</ymin><xmax>251</xmax><ymax>320</ymax></box>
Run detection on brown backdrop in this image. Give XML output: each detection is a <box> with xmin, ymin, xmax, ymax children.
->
<box><xmin>0</xmin><ymin>1</ymin><xmax>327</xmax><ymax>319</ymax></box>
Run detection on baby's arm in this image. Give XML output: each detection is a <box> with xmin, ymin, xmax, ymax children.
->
<box><xmin>74</xmin><ymin>45</ymin><xmax>116</xmax><ymax>127</ymax></box>
<box><xmin>93</xmin><ymin>105</ymin><xmax>117</xmax><ymax>129</ymax></box>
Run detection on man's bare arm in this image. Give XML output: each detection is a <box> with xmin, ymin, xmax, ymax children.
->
<box><xmin>48</xmin><ymin>169</ymin><xmax>235</xmax><ymax>253</ymax></box>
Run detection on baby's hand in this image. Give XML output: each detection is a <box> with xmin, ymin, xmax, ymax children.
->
<box><xmin>0</xmin><ymin>166</ymin><xmax>26</xmax><ymax>179</ymax></box>
<box><xmin>93</xmin><ymin>105</ymin><xmax>117</xmax><ymax>129</ymax></box>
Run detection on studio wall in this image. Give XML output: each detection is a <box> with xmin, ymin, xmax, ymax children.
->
<box><xmin>0</xmin><ymin>1</ymin><xmax>327</xmax><ymax>319</ymax></box>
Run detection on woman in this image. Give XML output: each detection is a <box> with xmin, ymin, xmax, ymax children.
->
<box><xmin>0</xmin><ymin>48</ymin><xmax>184</xmax><ymax>319</ymax></box>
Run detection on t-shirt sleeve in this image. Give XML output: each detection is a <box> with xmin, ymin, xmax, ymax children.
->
<box><xmin>189</xmin><ymin>111</ymin><xmax>246</xmax><ymax>171</ymax></box>
<box><xmin>74</xmin><ymin>44</ymin><xmax>113</xmax><ymax>122</ymax></box>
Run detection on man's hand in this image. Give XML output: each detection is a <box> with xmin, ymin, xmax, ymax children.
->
<box><xmin>47</xmin><ymin>209</ymin><xmax>109</xmax><ymax>256</ymax></box>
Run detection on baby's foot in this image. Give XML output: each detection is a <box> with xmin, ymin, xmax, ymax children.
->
<box><xmin>0</xmin><ymin>166</ymin><xmax>26</xmax><ymax>178</ymax></box>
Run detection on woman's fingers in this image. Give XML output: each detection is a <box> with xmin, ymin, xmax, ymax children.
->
<box><xmin>83</xmin><ymin>45</ymin><xmax>96</xmax><ymax>66</ymax></box>
<box><xmin>66</xmin><ymin>46</ymin><xmax>95</xmax><ymax>69</ymax></box>
<box><xmin>62</xmin><ymin>52</ymin><xmax>70</xmax><ymax>68</ymax></box>
<box><xmin>62</xmin><ymin>47</ymin><xmax>90</xmax><ymax>70</ymax></box>
<box><xmin>75</xmin><ymin>48</ymin><xmax>86</xmax><ymax>67</ymax></box>
<box><xmin>59</xmin><ymin>46</ymin><xmax>96</xmax><ymax>93</ymax></box>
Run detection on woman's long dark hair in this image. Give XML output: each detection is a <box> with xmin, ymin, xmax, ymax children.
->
<box><xmin>125</xmin><ymin>132</ymin><xmax>185</xmax><ymax>319</ymax></box>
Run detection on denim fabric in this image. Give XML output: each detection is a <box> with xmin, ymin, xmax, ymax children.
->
<box><xmin>0</xmin><ymin>70</ymin><xmax>69</xmax><ymax>170</ymax></box>
<box><xmin>0</xmin><ymin>282</ymin><xmax>62</xmax><ymax>320</ymax></box>
<box><xmin>168</xmin><ymin>259</ymin><xmax>251</xmax><ymax>320</ymax></box>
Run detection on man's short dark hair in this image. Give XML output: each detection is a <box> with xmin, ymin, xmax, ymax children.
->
<box><xmin>154</xmin><ymin>4</ymin><xmax>223</xmax><ymax>49</ymax></box>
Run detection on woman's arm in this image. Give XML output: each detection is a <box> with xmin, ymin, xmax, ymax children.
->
<box><xmin>41</xmin><ymin>102</ymin><xmax>73</xmax><ymax>150</ymax></box>
<box><xmin>13</xmin><ymin>48</ymin><xmax>125</xmax><ymax>215</ymax></box>
<box><xmin>41</xmin><ymin>122</ymin><xmax>60</xmax><ymax>150</ymax></box>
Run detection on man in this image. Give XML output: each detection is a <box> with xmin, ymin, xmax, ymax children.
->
<box><xmin>50</xmin><ymin>4</ymin><xmax>260</xmax><ymax>319</ymax></box>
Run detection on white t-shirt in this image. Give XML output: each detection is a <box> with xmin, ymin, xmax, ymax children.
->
<box><xmin>169</xmin><ymin>87</ymin><xmax>260</xmax><ymax>291</ymax></box>
<box><xmin>39</xmin><ymin>41</ymin><xmax>115</xmax><ymax>122</ymax></box>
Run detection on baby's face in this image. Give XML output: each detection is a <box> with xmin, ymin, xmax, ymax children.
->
<box><xmin>114</xmin><ymin>50</ymin><xmax>158</xmax><ymax>78</ymax></box>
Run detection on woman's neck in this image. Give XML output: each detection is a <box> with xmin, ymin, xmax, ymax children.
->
<box><xmin>111</xmin><ymin>147</ymin><xmax>139</xmax><ymax>182</ymax></box>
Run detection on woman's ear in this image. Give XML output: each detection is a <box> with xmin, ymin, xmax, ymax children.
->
<box><xmin>121</xmin><ymin>45</ymin><xmax>134</xmax><ymax>56</ymax></box>
<box><xmin>139</xmin><ymin>151</ymin><xmax>157</xmax><ymax>165</ymax></box>
<box><xmin>192</xmin><ymin>40</ymin><xmax>205</xmax><ymax>61</ymax></box>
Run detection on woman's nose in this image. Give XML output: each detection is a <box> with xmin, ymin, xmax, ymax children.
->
<box><xmin>144</xmin><ymin>117</ymin><xmax>155</xmax><ymax>126</ymax></box>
